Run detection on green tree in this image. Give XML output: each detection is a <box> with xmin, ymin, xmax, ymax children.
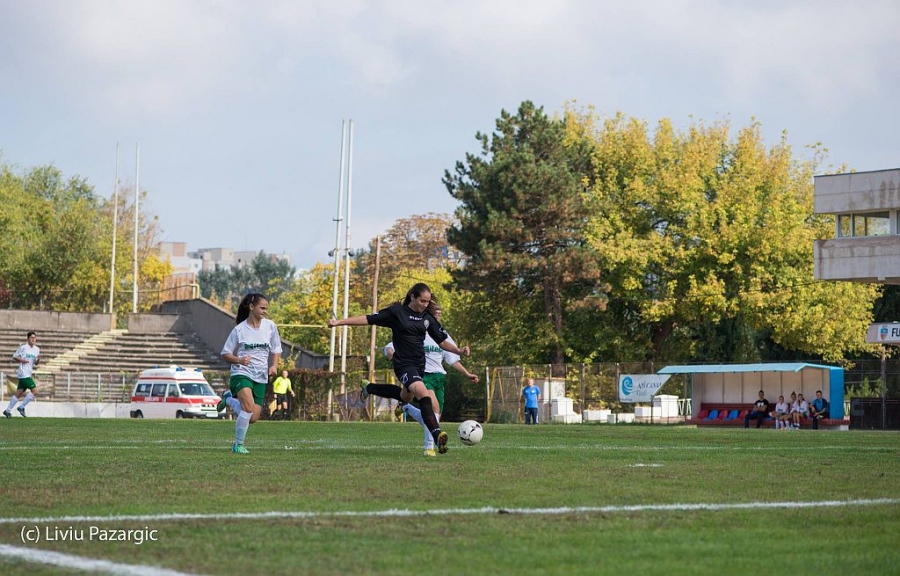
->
<box><xmin>268</xmin><ymin>262</ymin><xmax>339</xmax><ymax>355</ymax></box>
<box><xmin>197</xmin><ymin>265</ymin><xmax>233</xmax><ymax>305</ymax></box>
<box><xmin>198</xmin><ymin>252</ymin><xmax>295</xmax><ymax>311</ymax></box>
<box><xmin>444</xmin><ymin>101</ymin><xmax>604</xmax><ymax>364</ymax></box>
<box><xmin>570</xmin><ymin>108</ymin><xmax>879</xmax><ymax>362</ymax></box>
<box><xmin>0</xmin><ymin>158</ymin><xmax>165</xmax><ymax>315</ymax></box>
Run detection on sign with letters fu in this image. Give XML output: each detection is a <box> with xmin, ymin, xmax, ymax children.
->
<box><xmin>618</xmin><ymin>374</ymin><xmax>671</xmax><ymax>403</ymax></box>
<box><xmin>866</xmin><ymin>323</ymin><xmax>900</xmax><ymax>344</ymax></box>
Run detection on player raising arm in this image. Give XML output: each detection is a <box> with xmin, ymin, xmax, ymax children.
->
<box><xmin>328</xmin><ymin>282</ymin><xmax>469</xmax><ymax>454</ymax></box>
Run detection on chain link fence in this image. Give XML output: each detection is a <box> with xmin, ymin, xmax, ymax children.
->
<box><xmin>485</xmin><ymin>359</ymin><xmax>900</xmax><ymax>424</ymax></box>
<box><xmin>4</xmin><ymin>358</ymin><xmax>897</xmax><ymax>423</ymax></box>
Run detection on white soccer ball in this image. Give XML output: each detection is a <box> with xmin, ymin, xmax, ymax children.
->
<box><xmin>457</xmin><ymin>420</ymin><xmax>483</xmax><ymax>446</ymax></box>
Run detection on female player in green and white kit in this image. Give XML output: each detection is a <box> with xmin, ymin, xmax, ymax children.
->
<box><xmin>217</xmin><ymin>293</ymin><xmax>282</xmax><ymax>454</ymax></box>
<box><xmin>4</xmin><ymin>331</ymin><xmax>40</xmax><ymax>418</ymax></box>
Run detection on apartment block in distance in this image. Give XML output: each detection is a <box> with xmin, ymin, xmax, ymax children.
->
<box><xmin>813</xmin><ymin>168</ymin><xmax>900</xmax><ymax>285</ymax></box>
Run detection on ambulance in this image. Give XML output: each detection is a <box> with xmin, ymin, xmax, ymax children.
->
<box><xmin>129</xmin><ymin>366</ymin><xmax>222</xmax><ymax>419</ymax></box>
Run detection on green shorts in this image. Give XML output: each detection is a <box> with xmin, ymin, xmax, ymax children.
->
<box><xmin>17</xmin><ymin>377</ymin><xmax>37</xmax><ymax>391</ymax></box>
<box><xmin>229</xmin><ymin>375</ymin><xmax>266</xmax><ymax>407</ymax></box>
<box><xmin>423</xmin><ymin>372</ymin><xmax>446</xmax><ymax>413</ymax></box>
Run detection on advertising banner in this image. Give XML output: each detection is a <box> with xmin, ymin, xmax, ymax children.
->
<box><xmin>618</xmin><ymin>374</ymin><xmax>671</xmax><ymax>403</ymax></box>
<box><xmin>866</xmin><ymin>323</ymin><xmax>900</xmax><ymax>344</ymax></box>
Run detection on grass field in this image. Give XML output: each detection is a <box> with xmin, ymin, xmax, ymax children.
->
<box><xmin>1</xmin><ymin>419</ymin><xmax>899</xmax><ymax>575</ymax></box>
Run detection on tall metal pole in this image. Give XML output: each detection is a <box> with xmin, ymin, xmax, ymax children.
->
<box><xmin>367</xmin><ymin>235</ymin><xmax>381</xmax><ymax>383</ymax></box>
<box><xmin>339</xmin><ymin>120</ymin><xmax>354</xmax><ymax>395</ymax></box>
<box><xmin>132</xmin><ymin>142</ymin><xmax>140</xmax><ymax>313</ymax></box>
<box><xmin>882</xmin><ymin>345</ymin><xmax>888</xmax><ymax>430</ymax></box>
<box><xmin>327</xmin><ymin>121</ymin><xmax>347</xmax><ymax>418</ymax></box>
<box><xmin>329</xmin><ymin>121</ymin><xmax>347</xmax><ymax>373</ymax></box>
<box><xmin>108</xmin><ymin>144</ymin><xmax>119</xmax><ymax>329</ymax></box>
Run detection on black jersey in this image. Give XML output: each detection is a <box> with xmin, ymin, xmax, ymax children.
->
<box><xmin>367</xmin><ymin>302</ymin><xmax>448</xmax><ymax>369</ymax></box>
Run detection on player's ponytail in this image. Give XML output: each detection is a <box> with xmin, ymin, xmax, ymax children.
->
<box><xmin>236</xmin><ymin>293</ymin><xmax>267</xmax><ymax>324</ymax></box>
<box><xmin>425</xmin><ymin>296</ymin><xmax>441</xmax><ymax>316</ymax></box>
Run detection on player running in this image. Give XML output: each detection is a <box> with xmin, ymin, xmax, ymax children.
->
<box><xmin>4</xmin><ymin>331</ymin><xmax>40</xmax><ymax>418</ymax></box>
<box><xmin>328</xmin><ymin>283</ymin><xmax>470</xmax><ymax>455</ymax></box>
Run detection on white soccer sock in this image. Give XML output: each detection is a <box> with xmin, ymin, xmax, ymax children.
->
<box><xmin>403</xmin><ymin>404</ymin><xmax>436</xmax><ymax>450</ymax></box>
<box><xmin>235</xmin><ymin>410</ymin><xmax>252</xmax><ymax>445</ymax></box>
<box><xmin>5</xmin><ymin>397</ymin><xmax>18</xmax><ymax>411</ymax></box>
<box><xmin>424</xmin><ymin>412</ymin><xmax>440</xmax><ymax>450</ymax></box>
<box><xmin>20</xmin><ymin>391</ymin><xmax>35</xmax><ymax>407</ymax></box>
<box><xmin>404</xmin><ymin>404</ymin><xmax>424</xmax><ymax>425</ymax></box>
<box><xmin>226</xmin><ymin>397</ymin><xmax>242</xmax><ymax>412</ymax></box>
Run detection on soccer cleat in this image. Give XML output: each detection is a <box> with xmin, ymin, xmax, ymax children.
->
<box><xmin>216</xmin><ymin>390</ymin><xmax>232</xmax><ymax>412</ymax></box>
<box><xmin>437</xmin><ymin>431</ymin><xmax>449</xmax><ymax>454</ymax></box>
<box><xmin>17</xmin><ymin>407</ymin><xmax>26</xmax><ymax>417</ymax></box>
<box><xmin>2</xmin><ymin>410</ymin><xmax>10</xmax><ymax>419</ymax></box>
<box><xmin>231</xmin><ymin>443</ymin><xmax>250</xmax><ymax>455</ymax></box>
<box><xmin>423</xmin><ymin>449</ymin><xmax>436</xmax><ymax>457</ymax></box>
<box><xmin>359</xmin><ymin>379</ymin><xmax>370</xmax><ymax>401</ymax></box>
<box><xmin>395</xmin><ymin>402</ymin><xmax>405</xmax><ymax>419</ymax></box>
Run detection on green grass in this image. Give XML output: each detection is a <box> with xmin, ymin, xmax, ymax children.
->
<box><xmin>1</xmin><ymin>419</ymin><xmax>899</xmax><ymax>575</ymax></box>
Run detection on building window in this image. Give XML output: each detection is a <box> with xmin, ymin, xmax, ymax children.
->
<box><xmin>838</xmin><ymin>215</ymin><xmax>853</xmax><ymax>238</ymax></box>
<box><xmin>853</xmin><ymin>212</ymin><xmax>890</xmax><ymax>237</ymax></box>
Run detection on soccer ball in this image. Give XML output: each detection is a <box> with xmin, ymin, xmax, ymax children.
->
<box><xmin>457</xmin><ymin>420</ymin><xmax>483</xmax><ymax>446</ymax></box>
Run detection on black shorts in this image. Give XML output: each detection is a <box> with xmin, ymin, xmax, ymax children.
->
<box><xmin>393</xmin><ymin>365</ymin><xmax>425</xmax><ymax>391</ymax></box>
<box><xmin>275</xmin><ymin>393</ymin><xmax>289</xmax><ymax>404</ymax></box>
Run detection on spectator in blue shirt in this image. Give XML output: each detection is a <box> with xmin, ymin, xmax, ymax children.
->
<box><xmin>809</xmin><ymin>390</ymin><xmax>829</xmax><ymax>430</ymax></box>
<box><xmin>522</xmin><ymin>378</ymin><xmax>542</xmax><ymax>425</ymax></box>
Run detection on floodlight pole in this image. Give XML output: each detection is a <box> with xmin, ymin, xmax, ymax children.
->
<box><xmin>339</xmin><ymin>120</ymin><xmax>354</xmax><ymax>395</ymax></box>
<box><xmin>132</xmin><ymin>142</ymin><xmax>140</xmax><ymax>314</ymax></box>
<box><xmin>108</xmin><ymin>144</ymin><xmax>119</xmax><ymax>329</ymax></box>
<box><xmin>328</xmin><ymin>121</ymin><xmax>348</xmax><ymax>418</ymax></box>
<box><xmin>328</xmin><ymin>122</ymin><xmax>347</xmax><ymax>373</ymax></box>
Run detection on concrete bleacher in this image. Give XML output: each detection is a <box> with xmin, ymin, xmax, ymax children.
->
<box><xmin>1</xmin><ymin>300</ymin><xmax>327</xmax><ymax>403</ymax></box>
<box><xmin>58</xmin><ymin>331</ymin><xmax>231</xmax><ymax>374</ymax></box>
<box><xmin>1</xmin><ymin>327</ymin><xmax>230</xmax><ymax>402</ymax></box>
<box><xmin>1</xmin><ymin>329</ymin><xmax>98</xmax><ymax>374</ymax></box>
<box><xmin>2</xmin><ymin>328</ymin><xmax>229</xmax><ymax>376</ymax></box>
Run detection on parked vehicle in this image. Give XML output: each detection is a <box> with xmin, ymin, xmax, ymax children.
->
<box><xmin>129</xmin><ymin>366</ymin><xmax>221</xmax><ymax>419</ymax></box>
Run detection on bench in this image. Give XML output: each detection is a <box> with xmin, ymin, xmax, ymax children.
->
<box><xmin>686</xmin><ymin>403</ymin><xmax>847</xmax><ymax>429</ymax></box>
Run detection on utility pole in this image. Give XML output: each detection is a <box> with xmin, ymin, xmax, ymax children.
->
<box><xmin>368</xmin><ymin>235</ymin><xmax>382</xmax><ymax>383</ymax></box>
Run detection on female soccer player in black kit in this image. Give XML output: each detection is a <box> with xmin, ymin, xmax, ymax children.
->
<box><xmin>328</xmin><ymin>283</ymin><xmax>470</xmax><ymax>454</ymax></box>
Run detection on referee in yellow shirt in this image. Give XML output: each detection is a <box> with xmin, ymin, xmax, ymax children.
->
<box><xmin>271</xmin><ymin>370</ymin><xmax>294</xmax><ymax>420</ymax></box>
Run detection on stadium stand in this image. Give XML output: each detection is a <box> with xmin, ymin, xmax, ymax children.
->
<box><xmin>1</xmin><ymin>328</ymin><xmax>230</xmax><ymax>402</ymax></box>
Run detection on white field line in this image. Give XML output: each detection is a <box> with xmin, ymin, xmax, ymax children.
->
<box><xmin>1</xmin><ymin>498</ymin><xmax>897</xmax><ymax>526</ymax></box>
<box><xmin>0</xmin><ymin>440</ymin><xmax>895</xmax><ymax>452</ymax></box>
<box><xmin>0</xmin><ymin>544</ymin><xmax>198</xmax><ymax>576</ymax></box>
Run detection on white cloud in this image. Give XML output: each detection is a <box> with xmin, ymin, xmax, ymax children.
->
<box><xmin>2</xmin><ymin>0</ymin><xmax>899</xmax><ymax>269</ymax></box>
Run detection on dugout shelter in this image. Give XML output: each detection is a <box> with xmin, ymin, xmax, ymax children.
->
<box><xmin>659</xmin><ymin>363</ymin><xmax>845</xmax><ymax>420</ymax></box>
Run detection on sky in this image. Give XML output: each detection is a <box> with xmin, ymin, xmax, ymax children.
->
<box><xmin>1</xmin><ymin>0</ymin><xmax>898</xmax><ymax>271</ymax></box>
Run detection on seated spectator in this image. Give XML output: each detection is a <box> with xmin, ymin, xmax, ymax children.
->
<box><xmin>770</xmin><ymin>395</ymin><xmax>790</xmax><ymax>430</ymax></box>
<box><xmin>744</xmin><ymin>390</ymin><xmax>770</xmax><ymax>429</ymax></box>
<box><xmin>809</xmin><ymin>390</ymin><xmax>829</xmax><ymax>430</ymax></box>
<box><xmin>791</xmin><ymin>393</ymin><xmax>810</xmax><ymax>429</ymax></box>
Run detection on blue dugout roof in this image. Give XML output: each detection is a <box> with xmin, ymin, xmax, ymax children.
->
<box><xmin>658</xmin><ymin>362</ymin><xmax>839</xmax><ymax>374</ymax></box>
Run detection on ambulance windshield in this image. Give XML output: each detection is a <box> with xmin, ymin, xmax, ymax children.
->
<box><xmin>179</xmin><ymin>383</ymin><xmax>216</xmax><ymax>396</ymax></box>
